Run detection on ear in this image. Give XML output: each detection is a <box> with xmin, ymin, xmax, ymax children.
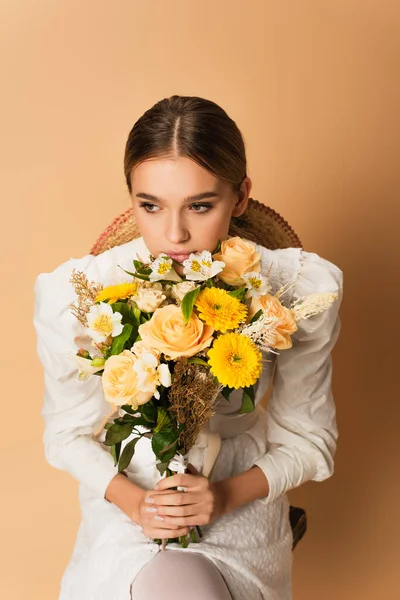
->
<box><xmin>232</xmin><ymin>176</ymin><xmax>252</xmax><ymax>217</ymax></box>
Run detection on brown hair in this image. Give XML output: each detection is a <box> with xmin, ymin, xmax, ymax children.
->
<box><xmin>123</xmin><ymin>95</ymin><xmax>247</xmax><ymax>196</ymax></box>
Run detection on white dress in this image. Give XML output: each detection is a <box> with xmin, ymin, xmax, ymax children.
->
<box><xmin>33</xmin><ymin>236</ymin><xmax>344</xmax><ymax>600</ymax></box>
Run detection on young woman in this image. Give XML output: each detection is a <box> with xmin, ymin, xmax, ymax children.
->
<box><xmin>33</xmin><ymin>95</ymin><xmax>343</xmax><ymax>600</ymax></box>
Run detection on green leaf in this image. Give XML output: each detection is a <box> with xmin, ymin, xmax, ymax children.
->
<box><xmin>154</xmin><ymin>407</ymin><xmax>173</xmax><ymax>433</ymax></box>
<box><xmin>205</xmin><ymin>278</ymin><xmax>215</xmax><ymax>288</ymax></box>
<box><xmin>227</xmin><ymin>286</ymin><xmax>247</xmax><ymax>302</ymax></box>
<box><xmin>187</xmin><ymin>357</ymin><xmax>209</xmax><ymax>367</ymax></box>
<box><xmin>249</xmin><ymin>308</ymin><xmax>263</xmax><ymax>324</ymax></box>
<box><xmin>110</xmin><ymin>441</ymin><xmax>121</xmax><ymax>466</ymax></box>
<box><xmin>118</xmin><ymin>437</ymin><xmax>140</xmax><ymax>472</ymax></box>
<box><xmin>111</xmin><ymin>302</ymin><xmax>133</xmax><ymax>323</ymax></box>
<box><xmin>152</xmin><ymin>427</ymin><xmax>179</xmax><ymax>463</ymax></box>
<box><xmin>110</xmin><ymin>323</ymin><xmax>133</xmax><ymax>355</ymax></box>
<box><xmin>121</xmin><ymin>404</ymin><xmax>137</xmax><ymax>415</ymax></box>
<box><xmin>155</xmin><ymin>461</ymin><xmax>169</xmax><ymax>476</ymax></box>
<box><xmin>181</xmin><ymin>286</ymin><xmax>202</xmax><ymax>324</ymax></box>
<box><xmin>116</xmin><ymin>265</ymin><xmax>142</xmax><ymax>278</ymax></box>
<box><xmin>104</xmin><ymin>422</ymin><xmax>133</xmax><ymax>446</ymax></box>
<box><xmin>132</xmin><ymin>306</ymin><xmax>141</xmax><ymax>325</ymax></box>
<box><xmin>133</xmin><ymin>260</ymin><xmax>152</xmax><ymax>276</ymax></box>
<box><xmin>141</xmin><ymin>402</ymin><xmax>158</xmax><ymax>426</ymax></box>
<box><xmin>212</xmin><ymin>239</ymin><xmax>222</xmax><ymax>254</ymax></box>
<box><xmin>238</xmin><ymin>385</ymin><xmax>255</xmax><ymax>414</ymax></box>
<box><xmin>221</xmin><ymin>386</ymin><xmax>235</xmax><ymax>401</ymax></box>
<box><xmin>128</xmin><ymin>271</ymin><xmax>150</xmax><ymax>281</ymax></box>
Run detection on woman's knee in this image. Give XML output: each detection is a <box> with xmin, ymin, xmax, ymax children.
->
<box><xmin>130</xmin><ymin>549</ymin><xmax>233</xmax><ymax>600</ymax></box>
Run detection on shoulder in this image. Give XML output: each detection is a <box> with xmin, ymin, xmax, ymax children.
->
<box><xmin>33</xmin><ymin>236</ymin><xmax>149</xmax><ymax>304</ymax></box>
<box><xmin>255</xmin><ymin>244</ymin><xmax>343</xmax><ymax>299</ymax></box>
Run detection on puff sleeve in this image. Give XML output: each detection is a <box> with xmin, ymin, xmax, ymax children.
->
<box><xmin>33</xmin><ymin>243</ymin><xmax>140</xmax><ymax>499</ymax></box>
<box><xmin>253</xmin><ymin>249</ymin><xmax>344</xmax><ymax>504</ymax></box>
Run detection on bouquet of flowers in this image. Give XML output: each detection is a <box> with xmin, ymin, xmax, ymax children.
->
<box><xmin>69</xmin><ymin>237</ymin><xmax>339</xmax><ymax>548</ymax></box>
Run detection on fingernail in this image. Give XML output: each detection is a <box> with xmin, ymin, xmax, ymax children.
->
<box><xmin>154</xmin><ymin>515</ymin><xmax>164</xmax><ymax>521</ymax></box>
<box><xmin>145</xmin><ymin>497</ymin><xmax>155</xmax><ymax>503</ymax></box>
<box><xmin>146</xmin><ymin>507</ymin><xmax>157</xmax><ymax>513</ymax></box>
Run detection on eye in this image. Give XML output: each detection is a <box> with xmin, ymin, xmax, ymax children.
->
<box><xmin>189</xmin><ymin>203</ymin><xmax>213</xmax><ymax>213</ymax></box>
<box><xmin>139</xmin><ymin>202</ymin><xmax>160</xmax><ymax>213</ymax></box>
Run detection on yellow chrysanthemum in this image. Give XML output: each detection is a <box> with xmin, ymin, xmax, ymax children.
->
<box><xmin>207</xmin><ymin>332</ymin><xmax>262</xmax><ymax>389</ymax></box>
<box><xmin>195</xmin><ymin>288</ymin><xmax>248</xmax><ymax>332</ymax></box>
<box><xmin>95</xmin><ymin>282</ymin><xmax>140</xmax><ymax>304</ymax></box>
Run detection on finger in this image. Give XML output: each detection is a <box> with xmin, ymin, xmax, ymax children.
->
<box><xmin>156</xmin><ymin>502</ymin><xmax>203</xmax><ymax>518</ymax></box>
<box><xmin>158</xmin><ymin>515</ymin><xmax>204</xmax><ymax>528</ymax></box>
<box><xmin>141</xmin><ymin>515</ymin><xmax>182</xmax><ymax>530</ymax></box>
<box><xmin>155</xmin><ymin>473</ymin><xmax>200</xmax><ymax>491</ymax></box>
<box><xmin>151</xmin><ymin>491</ymin><xmax>204</xmax><ymax>507</ymax></box>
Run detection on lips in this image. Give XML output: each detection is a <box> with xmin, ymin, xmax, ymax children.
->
<box><xmin>167</xmin><ymin>253</ymin><xmax>192</xmax><ymax>263</ymax></box>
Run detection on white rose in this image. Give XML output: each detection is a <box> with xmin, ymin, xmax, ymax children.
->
<box><xmin>134</xmin><ymin>288</ymin><xmax>166</xmax><ymax>312</ymax></box>
<box><xmin>171</xmin><ymin>281</ymin><xmax>199</xmax><ymax>304</ymax></box>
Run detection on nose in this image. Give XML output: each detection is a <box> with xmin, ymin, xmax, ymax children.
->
<box><xmin>165</xmin><ymin>211</ymin><xmax>190</xmax><ymax>245</ymax></box>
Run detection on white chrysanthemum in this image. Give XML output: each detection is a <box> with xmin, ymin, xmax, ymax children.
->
<box><xmin>243</xmin><ymin>271</ymin><xmax>271</xmax><ymax>298</ymax></box>
<box><xmin>133</xmin><ymin>353</ymin><xmax>171</xmax><ymax>400</ymax></box>
<box><xmin>85</xmin><ymin>302</ymin><xmax>123</xmax><ymax>343</ymax></box>
<box><xmin>183</xmin><ymin>250</ymin><xmax>225</xmax><ymax>281</ymax></box>
<box><xmin>149</xmin><ymin>254</ymin><xmax>182</xmax><ymax>282</ymax></box>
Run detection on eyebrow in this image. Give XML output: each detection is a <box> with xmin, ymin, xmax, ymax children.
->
<box><xmin>135</xmin><ymin>191</ymin><xmax>220</xmax><ymax>203</ymax></box>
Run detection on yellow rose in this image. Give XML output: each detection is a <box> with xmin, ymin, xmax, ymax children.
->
<box><xmin>102</xmin><ymin>349</ymin><xmax>152</xmax><ymax>409</ymax></box>
<box><xmin>138</xmin><ymin>304</ymin><xmax>214</xmax><ymax>359</ymax></box>
<box><xmin>213</xmin><ymin>236</ymin><xmax>261</xmax><ymax>285</ymax></box>
<box><xmin>249</xmin><ymin>294</ymin><xmax>298</xmax><ymax>349</ymax></box>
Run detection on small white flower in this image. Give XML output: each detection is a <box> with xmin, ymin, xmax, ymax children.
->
<box><xmin>157</xmin><ymin>363</ymin><xmax>172</xmax><ymax>388</ymax></box>
<box><xmin>149</xmin><ymin>254</ymin><xmax>182</xmax><ymax>282</ymax></box>
<box><xmin>85</xmin><ymin>302</ymin><xmax>123</xmax><ymax>343</ymax></box>
<box><xmin>133</xmin><ymin>352</ymin><xmax>171</xmax><ymax>400</ymax></box>
<box><xmin>243</xmin><ymin>272</ymin><xmax>271</xmax><ymax>298</ymax></box>
<box><xmin>183</xmin><ymin>251</ymin><xmax>225</xmax><ymax>281</ymax></box>
<box><xmin>69</xmin><ymin>354</ymin><xmax>105</xmax><ymax>380</ymax></box>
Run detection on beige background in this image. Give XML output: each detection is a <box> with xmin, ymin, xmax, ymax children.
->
<box><xmin>1</xmin><ymin>1</ymin><xmax>399</xmax><ymax>598</ymax></box>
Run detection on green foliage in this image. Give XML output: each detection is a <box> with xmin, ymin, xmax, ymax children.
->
<box><xmin>104</xmin><ymin>422</ymin><xmax>133</xmax><ymax>446</ymax></box>
<box><xmin>152</xmin><ymin>427</ymin><xmax>179</xmax><ymax>463</ymax></box>
<box><xmin>238</xmin><ymin>385</ymin><xmax>255</xmax><ymax>414</ymax></box>
<box><xmin>110</xmin><ymin>323</ymin><xmax>133</xmax><ymax>355</ymax></box>
<box><xmin>249</xmin><ymin>309</ymin><xmax>263</xmax><ymax>324</ymax></box>
<box><xmin>221</xmin><ymin>386</ymin><xmax>235</xmax><ymax>401</ymax></box>
<box><xmin>154</xmin><ymin>406</ymin><xmax>173</xmax><ymax>433</ymax></box>
<box><xmin>118</xmin><ymin>437</ymin><xmax>140</xmax><ymax>472</ymax></box>
<box><xmin>227</xmin><ymin>286</ymin><xmax>247</xmax><ymax>302</ymax></box>
<box><xmin>181</xmin><ymin>286</ymin><xmax>202</xmax><ymax>324</ymax></box>
<box><xmin>110</xmin><ymin>441</ymin><xmax>121</xmax><ymax>466</ymax></box>
<box><xmin>187</xmin><ymin>357</ymin><xmax>209</xmax><ymax>367</ymax></box>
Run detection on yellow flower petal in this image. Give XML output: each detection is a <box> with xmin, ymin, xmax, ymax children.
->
<box><xmin>195</xmin><ymin>288</ymin><xmax>247</xmax><ymax>332</ymax></box>
<box><xmin>95</xmin><ymin>282</ymin><xmax>139</xmax><ymax>304</ymax></box>
<box><xmin>207</xmin><ymin>332</ymin><xmax>262</xmax><ymax>389</ymax></box>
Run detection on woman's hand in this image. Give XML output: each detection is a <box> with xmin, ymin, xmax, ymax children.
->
<box><xmin>140</xmin><ymin>464</ymin><xmax>227</xmax><ymax>532</ymax></box>
<box><xmin>137</xmin><ymin>488</ymin><xmax>193</xmax><ymax>540</ymax></box>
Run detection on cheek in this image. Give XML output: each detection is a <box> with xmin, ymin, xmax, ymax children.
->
<box><xmin>199</xmin><ymin>210</ymin><xmax>231</xmax><ymax>241</ymax></box>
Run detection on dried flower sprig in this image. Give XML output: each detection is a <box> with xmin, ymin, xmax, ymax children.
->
<box><xmin>290</xmin><ymin>292</ymin><xmax>339</xmax><ymax>321</ymax></box>
<box><xmin>69</xmin><ymin>269</ymin><xmax>104</xmax><ymax>327</ymax></box>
